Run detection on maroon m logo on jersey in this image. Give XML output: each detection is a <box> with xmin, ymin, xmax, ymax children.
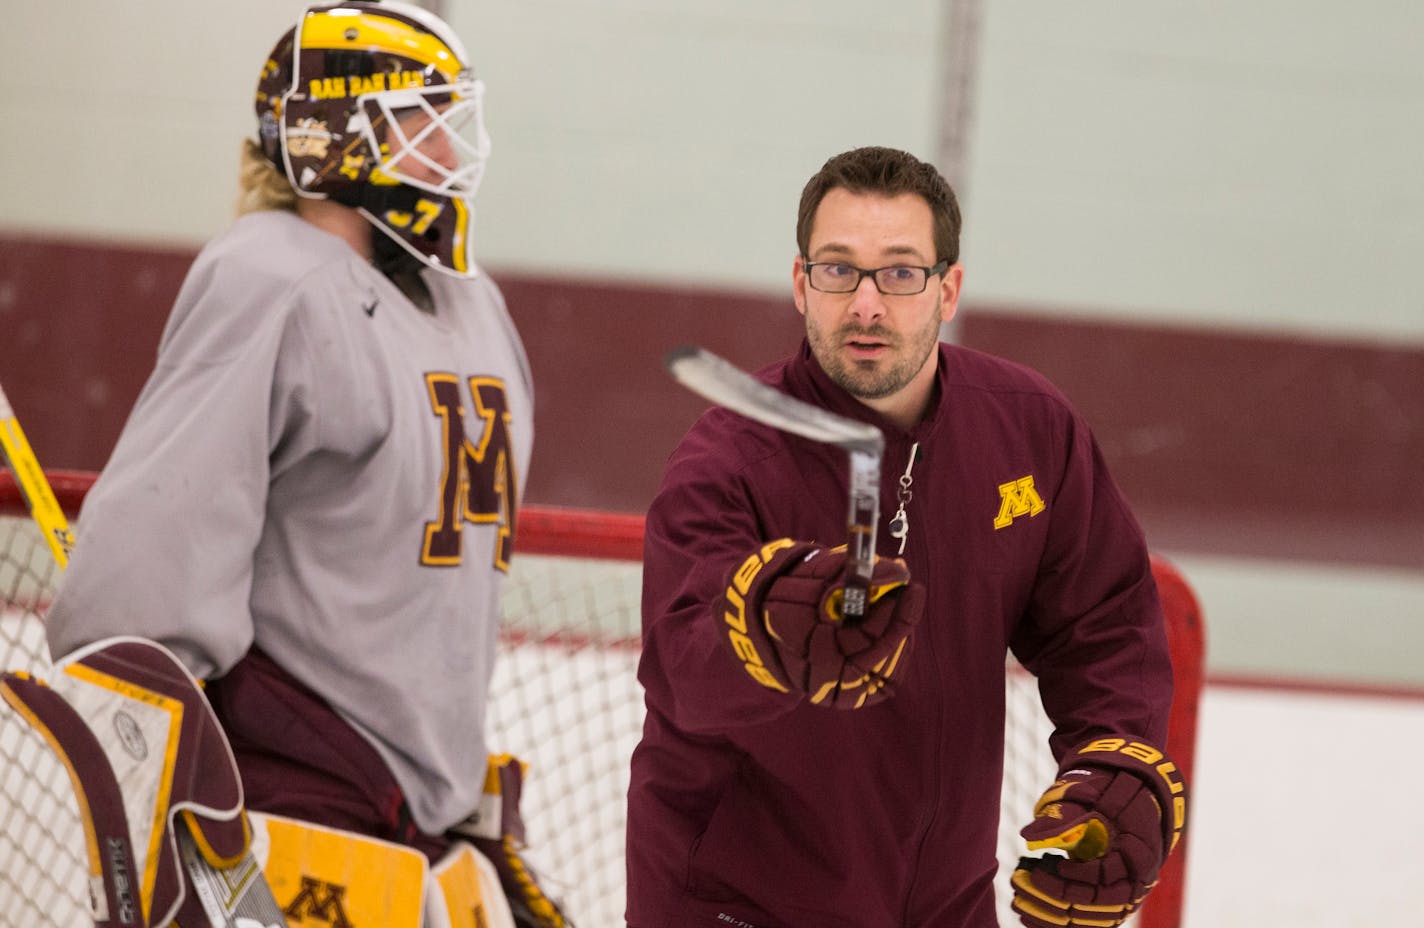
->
<box><xmin>283</xmin><ymin>876</ymin><xmax>355</xmax><ymax>927</ymax></box>
<box><xmin>421</xmin><ymin>373</ymin><xmax>517</xmax><ymax>569</ymax></box>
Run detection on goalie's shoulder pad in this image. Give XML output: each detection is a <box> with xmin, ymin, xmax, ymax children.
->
<box><xmin>1062</xmin><ymin>735</ymin><xmax>1188</xmax><ymax>855</ymax></box>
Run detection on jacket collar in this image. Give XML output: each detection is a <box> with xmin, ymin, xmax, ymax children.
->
<box><xmin>784</xmin><ymin>338</ymin><xmax>948</xmax><ymax>444</ymax></box>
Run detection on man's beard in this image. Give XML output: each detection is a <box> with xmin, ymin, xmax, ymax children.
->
<box><xmin>807</xmin><ymin>299</ymin><xmax>943</xmax><ymax>401</ymax></box>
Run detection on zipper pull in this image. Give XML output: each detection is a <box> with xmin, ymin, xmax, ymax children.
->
<box><xmin>888</xmin><ymin>441</ymin><xmax>919</xmax><ymax>556</ymax></box>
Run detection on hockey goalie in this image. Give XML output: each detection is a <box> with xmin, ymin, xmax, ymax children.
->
<box><xmin>1</xmin><ymin>1</ymin><xmax>572</xmax><ymax>926</ymax></box>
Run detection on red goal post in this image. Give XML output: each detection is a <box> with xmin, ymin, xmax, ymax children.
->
<box><xmin>0</xmin><ymin>470</ymin><xmax>1202</xmax><ymax>927</ymax></box>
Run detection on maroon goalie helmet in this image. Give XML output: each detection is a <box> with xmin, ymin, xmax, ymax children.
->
<box><xmin>254</xmin><ymin>0</ymin><xmax>491</xmax><ymax>276</ymax></box>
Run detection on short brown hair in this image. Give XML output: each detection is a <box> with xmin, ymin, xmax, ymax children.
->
<box><xmin>796</xmin><ymin>146</ymin><xmax>961</xmax><ymax>265</ymax></box>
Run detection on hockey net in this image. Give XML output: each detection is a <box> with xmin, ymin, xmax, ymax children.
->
<box><xmin>0</xmin><ymin>470</ymin><xmax>1203</xmax><ymax>928</ymax></box>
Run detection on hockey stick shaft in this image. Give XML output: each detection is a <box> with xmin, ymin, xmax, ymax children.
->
<box><xmin>0</xmin><ymin>381</ymin><xmax>74</xmax><ymax>567</ymax></box>
<box><xmin>664</xmin><ymin>346</ymin><xmax>884</xmax><ymax>622</ymax></box>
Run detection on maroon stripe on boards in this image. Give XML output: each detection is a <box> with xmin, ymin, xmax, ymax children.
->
<box><xmin>2</xmin><ymin>235</ymin><xmax>1418</xmax><ymax>569</ymax></box>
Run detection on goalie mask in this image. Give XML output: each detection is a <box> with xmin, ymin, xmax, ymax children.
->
<box><xmin>254</xmin><ymin>0</ymin><xmax>491</xmax><ymax>276</ymax></box>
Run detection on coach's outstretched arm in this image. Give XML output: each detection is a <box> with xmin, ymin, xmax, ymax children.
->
<box><xmin>640</xmin><ymin>425</ymin><xmax>921</xmax><ymax>732</ymax></box>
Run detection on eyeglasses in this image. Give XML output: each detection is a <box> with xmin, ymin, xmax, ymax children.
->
<box><xmin>803</xmin><ymin>259</ymin><xmax>950</xmax><ymax>295</ymax></box>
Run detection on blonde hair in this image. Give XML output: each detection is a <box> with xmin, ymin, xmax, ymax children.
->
<box><xmin>236</xmin><ymin>138</ymin><xmax>298</xmax><ymax>216</ymax></box>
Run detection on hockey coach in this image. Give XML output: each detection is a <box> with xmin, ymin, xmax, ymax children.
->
<box><xmin>627</xmin><ymin>146</ymin><xmax>1187</xmax><ymax>928</ymax></box>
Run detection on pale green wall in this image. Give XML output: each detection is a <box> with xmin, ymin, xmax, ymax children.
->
<box><xmin>0</xmin><ymin>0</ymin><xmax>940</xmax><ymax>291</ymax></box>
<box><xmin>0</xmin><ymin>2</ymin><xmax>300</xmax><ymax>243</ymax></box>
<box><xmin>5</xmin><ymin>2</ymin><xmax>1419</xmax><ymax>342</ymax></box>
<box><xmin>451</xmin><ymin>0</ymin><xmax>943</xmax><ymax>290</ymax></box>
<box><xmin>963</xmin><ymin>1</ymin><xmax>1424</xmax><ymax>342</ymax></box>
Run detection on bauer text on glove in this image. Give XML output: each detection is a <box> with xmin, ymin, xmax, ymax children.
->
<box><xmin>715</xmin><ymin>538</ymin><xmax>925</xmax><ymax>709</ymax></box>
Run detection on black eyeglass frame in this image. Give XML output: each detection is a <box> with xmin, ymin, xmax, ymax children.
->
<box><xmin>802</xmin><ymin>258</ymin><xmax>951</xmax><ymax>295</ymax></box>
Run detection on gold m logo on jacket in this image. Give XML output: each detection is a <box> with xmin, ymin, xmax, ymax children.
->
<box><xmin>993</xmin><ymin>476</ymin><xmax>1046</xmax><ymax>529</ymax></box>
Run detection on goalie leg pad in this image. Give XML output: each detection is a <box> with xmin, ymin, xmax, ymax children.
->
<box><xmin>246</xmin><ymin>814</ymin><xmax>523</xmax><ymax>928</ymax></box>
<box><xmin>449</xmin><ymin>754</ymin><xmax>574</xmax><ymax>928</ymax></box>
<box><xmin>430</xmin><ymin>840</ymin><xmax>517</xmax><ymax>928</ymax></box>
<box><xmin>250</xmin><ymin>811</ymin><xmax>428</xmax><ymax>927</ymax></box>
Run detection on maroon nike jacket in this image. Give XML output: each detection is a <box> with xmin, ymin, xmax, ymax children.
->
<box><xmin>626</xmin><ymin>341</ymin><xmax>1173</xmax><ymax>928</ymax></box>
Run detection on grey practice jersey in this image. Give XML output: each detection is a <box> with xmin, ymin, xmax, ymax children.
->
<box><xmin>47</xmin><ymin>210</ymin><xmax>534</xmax><ymax>832</ymax></box>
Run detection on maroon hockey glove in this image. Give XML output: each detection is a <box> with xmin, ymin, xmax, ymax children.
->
<box><xmin>716</xmin><ymin>538</ymin><xmax>925</xmax><ymax>709</ymax></box>
<box><xmin>1012</xmin><ymin>737</ymin><xmax>1188</xmax><ymax>928</ymax></box>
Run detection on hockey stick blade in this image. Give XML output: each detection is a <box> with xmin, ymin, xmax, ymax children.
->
<box><xmin>663</xmin><ymin>346</ymin><xmax>884</xmax><ymax>621</ymax></box>
<box><xmin>665</xmin><ymin>346</ymin><xmax>883</xmax><ymax>454</ymax></box>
